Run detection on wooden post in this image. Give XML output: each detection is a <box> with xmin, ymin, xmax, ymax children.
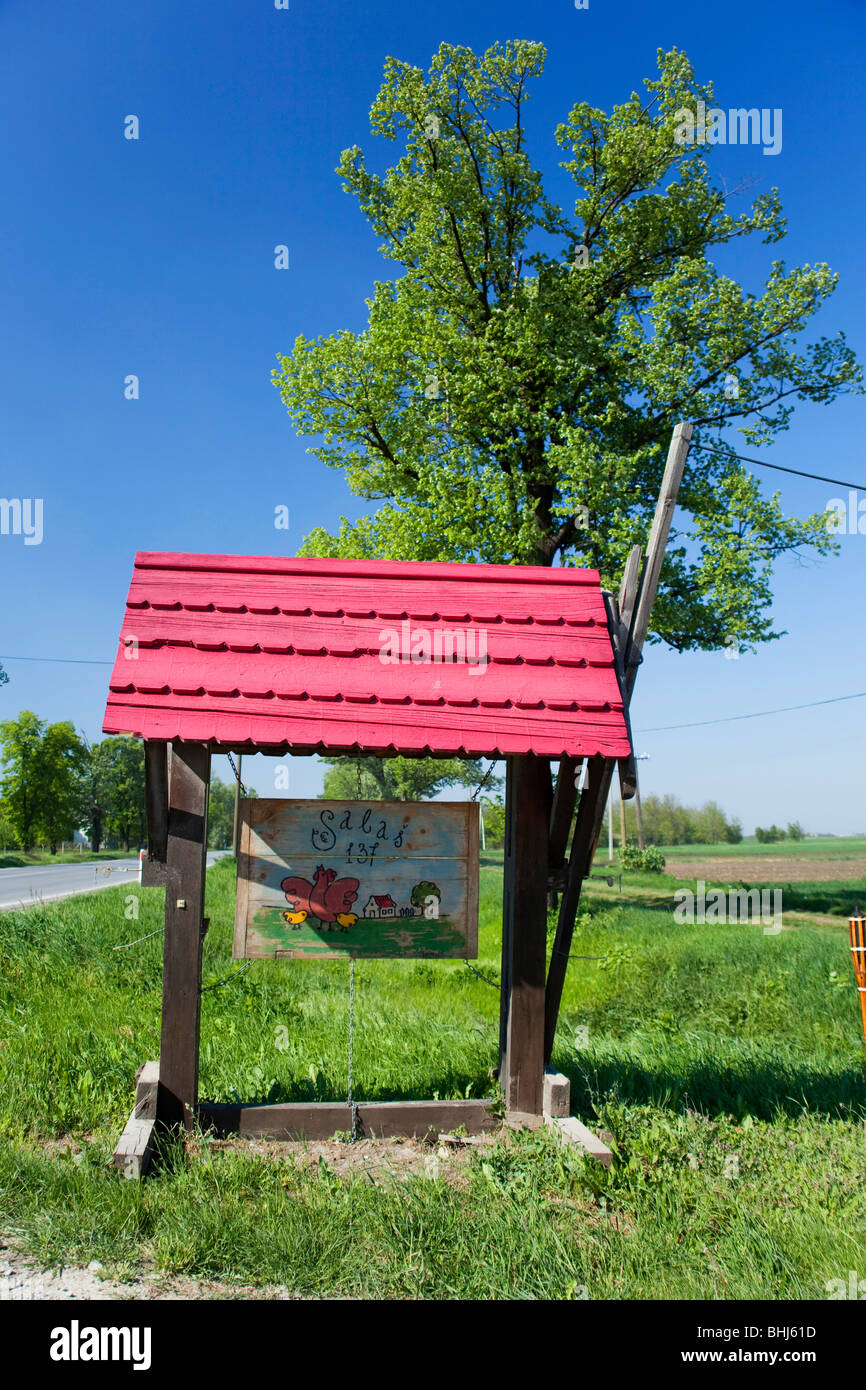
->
<box><xmin>158</xmin><ymin>741</ymin><xmax>210</xmax><ymax>1131</ymax></box>
<box><xmin>142</xmin><ymin>742</ymin><xmax>169</xmax><ymax>886</ymax></box>
<box><xmin>634</xmin><ymin>767</ymin><xmax>645</xmax><ymax>850</ymax></box>
<box><xmin>499</xmin><ymin>754</ymin><xmax>550</xmax><ymax>1116</ymax></box>
<box><xmin>549</xmin><ymin>757</ymin><xmax>580</xmax><ymax>873</ymax></box>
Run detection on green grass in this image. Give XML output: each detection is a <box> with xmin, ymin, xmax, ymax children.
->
<box><xmin>659</xmin><ymin>836</ymin><xmax>866</xmax><ymax>859</ymax></box>
<box><xmin>586</xmin><ymin>864</ymin><xmax>866</xmax><ymax>920</ymax></box>
<box><xmin>1</xmin><ymin>855</ymin><xmax>865</xmax><ymax>1299</ymax></box>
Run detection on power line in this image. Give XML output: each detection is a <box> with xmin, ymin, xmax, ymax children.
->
<box><xmin>0</xmin><ymin>655</ymin><xmax>113</xmax><ymax>665</ymax></box>
<box><xmin>638</xmin><ymin>690</ymin><xmax>866</xmax><ymax>734</ymax></box>
<box><xmin>690</xmin><ymin>442</ymin><xmax>865</xmax><ymax>492</ymax></box>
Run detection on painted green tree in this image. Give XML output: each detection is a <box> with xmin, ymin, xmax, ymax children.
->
<box><xmin>411</xmin><ymin>879</ymin><xmax>441</xmax><ymax>907</ymax></box>
<box><xmin>273</xmin><ymin>41</ymin><xmax>860</xmax><ymax>653</ymax></box>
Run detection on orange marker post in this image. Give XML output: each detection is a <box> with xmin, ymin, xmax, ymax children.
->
<box><xmin>849</xmin><ymin>911</ymin><xmax>866</xmax><ymax>1060</ymax></box>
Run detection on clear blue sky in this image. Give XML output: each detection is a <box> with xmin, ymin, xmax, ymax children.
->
<box><xmin>1</xmin><ymin>0</ymin><xmax>864</xmax><ymax>832</ymax></box>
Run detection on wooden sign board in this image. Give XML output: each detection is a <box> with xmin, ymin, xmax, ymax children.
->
<box><xmin>234</xmin><ymin>799</ymin><xmax>479</xmax><ymax>960</ymax></box>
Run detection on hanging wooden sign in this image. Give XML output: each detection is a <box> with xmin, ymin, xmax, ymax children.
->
<box><xmin>233</xmin><ymin>799</ymin><xmax>479</xmax><ymax>960</ymax></box>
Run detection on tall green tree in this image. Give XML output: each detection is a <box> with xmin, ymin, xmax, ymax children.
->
<box><xmin>82</xmin><ymin>739</ymin><xmax>111</xmax><ymax>853</ymax></box>
<box><xmin>0</xmin><ymin>711</ymin><xmax>43</xmax><ymax>850</ymax></box>
<box><xmin>320</xmin><ymin>753</ymin><xmax>499</xmax><ymax>801</ymax></box>
<box><xmin>35</xmin><ymin>721</ymin><xmax>90</xmax><ymax>853</ymax></box>
<box><xmin>274</xmin><ymin>42</ymin><xmax>860</xmax><ymax>653</ymax></box>
<box><xmin>0</xmin><ymin>711</ymin><xmax>87</xmax><ymax>852</ymax></box>
<box><xmin>207</xmin><ymin>777</ymin><xmax>258</xmax><ymax>849</ymax></box>
<box><xmin>100</xmin><ymin>737</ymin><xmax>146</xmax><ymax>852</ymax></box>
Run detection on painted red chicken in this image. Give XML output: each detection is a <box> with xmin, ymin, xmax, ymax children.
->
<box><xmin>281</xmin><ymin>864</ymin><xmax>360</xmax><ymax>931</ymax></box>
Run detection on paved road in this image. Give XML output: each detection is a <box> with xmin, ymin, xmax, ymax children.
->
<box><xmin>0</xmin><ymin>852</ymin><xmax>229</xmax><ymax>912</ymax></box>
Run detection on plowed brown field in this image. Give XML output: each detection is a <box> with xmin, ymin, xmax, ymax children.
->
<box><xmin>666</xmin><ymin>856</ymin><xmax>866</xmax><ymax>882</ymax></box>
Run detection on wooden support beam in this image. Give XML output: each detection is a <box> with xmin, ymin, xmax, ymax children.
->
<box><xmin>617</xmin><ymin>543</ymin><xmax>643</xmax><ymax>636</ymax></box>
<box><xmin>623</xmin><ymin>420</ymin><xmax>693</xmax><ymax>700</ymax></box>
<box><xmin>113</xmin><ymin>1113</ymin><xmax>157</xmax><ymax>1180</ymax></box>
<box><xmin>542</xmin><ymin>420</ymin><xmax>693</xmax><ymax>1065</ymax></box>
<box><xmin>543</xmin><ymin>1067</ymin><xmax>571</xmax><ymax>1119</ymax></box>
<box><xmin>198</xmin><ymin>1098</ymin><xmax>498</xmax><ymax>1141</ymax></box>
<box><xmin>141</xmin><ymin>742</ymin><xmax>169</xmax><ymax>886</ymax></box>
<box><xmin>547</xmin><ymin>1116</ymin><xmax>613</xmax><ymax>1168</ymax></box>
<box><xmin>544</xmin><ymin>753</ymin><xmax>614</xmax><ymax>1062</ymax></box>
<box><xmin>134</xmin><ymin>1060</ymin><xmax>160</xmax><ymax>1120</ymax></box>
<box><xmin>604</xmin><ymin>588</ymin><xmax>638</xmax><ymax>800</ymax></box>
<box><xmin>158</xmin><ymin>741</ymin><xmax>210</xmax><ymax>1131</ymax></box>
<box><xmin>549</xmin><ymin>757</ymin><xmax>581</xmax><ymax>873</ymax></box>
<box><xmin>499</xmin><ymin>754</ymin><xmax>550</xmax><ymax>1116</ymax></box>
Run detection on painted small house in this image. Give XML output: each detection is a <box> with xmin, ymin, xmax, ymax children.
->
<box><xmin>364</xmin><ymin>894</ymin><xmax>397</xmax><ymax>920</ymax></box>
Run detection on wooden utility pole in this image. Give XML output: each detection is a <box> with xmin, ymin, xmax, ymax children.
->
<box><xmin>634</xmin><ymin>771</ymin><xmax>645</xmax><ymax>851</ymax></box>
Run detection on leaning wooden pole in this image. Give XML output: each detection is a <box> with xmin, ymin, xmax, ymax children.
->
<box><xmin>543</xmin><ymin>421</ymin><xmax>693</xmax><ymax>1063</ymax></box>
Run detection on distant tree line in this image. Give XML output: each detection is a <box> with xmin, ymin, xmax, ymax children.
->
<box><xmin>621</xmin><ymin>795</ymin><xmax>743</xmax><ymax>846</ymax></box>
<box><xmin>0</xmin><ymin>710</ymin><xmax>240</xmax><ymax>854</ymax></box>
<box><xmin>755</xmin><ymin>822</ymin><xmax>803</xmax><ymax>843</ymax></box>
<box><xmin>479</xmin><ymin>791</ymin><xmax>743</xmax><ymax>851</ymax></box>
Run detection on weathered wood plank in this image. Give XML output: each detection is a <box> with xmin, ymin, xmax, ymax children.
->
<box><xmin>113</xmin><ymin>1112</ymin><xmax>157</xmax><ymax>1180</ymax></box>
<box><xmin>617</xmin><ymin>543</ymin><xmax>643</xmax><ymax>635</ymax></box>
<box><xmin>543</xmin><ymin>1067</ymin><xmax>571</xmax><ymax>1119</ymax></box>
<box><xmin>500</xmin><ymin>754</ymin><xmax>549</xmax><ymax>1116</ymax></box>
<box><xmin>549</xmin><ymin>757</ymin><xmax>581</xmax><ymax>872</ymax></box>
<box><xmin>198</xmin><ymin>1098</ymin><xmax>498</xmax><ymax>1141</ymax></box>
<box><xmin>235</xmin><ymin>799</ymin><xmax>478</xmax><ymax>960</ymax></box>
<box><xmin>134</xmin><ymin>1060</ymin><xmax>160</xmax><ymax>1120</ymax></box>
<box><xmin>158</xmin><ymin>741</ymin><xmax>210</xmax><ymax>1131</ymax></box>
<box><xmin>548</xmin><ymin>1116</ymin><xmax>613</xmax><ymax>1167</ymax></box>
<box><xmin>359</xmin><ymin>1099</ymin><xmax>497</xmax><ymax>1139</ymax></box>
<box><xmin>624</xmin><ymin>421</ymin><xmax>694</xmax><ymax>700</ymax></box>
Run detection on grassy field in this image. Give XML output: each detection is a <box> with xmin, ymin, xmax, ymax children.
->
<box><xmin>656</xmin><ymin>836</ymin><xmax>866</xmax><ymax>860</ymax></box>
<box><xmin>0</xmin><ymin>853</ymin><xmax>865</xmax><ymax>1299</ymax></box>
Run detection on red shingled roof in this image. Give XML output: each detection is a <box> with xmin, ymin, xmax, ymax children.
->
<box><xmin>102</xmin><ymin>552</ymin><xmax>631</xmax><ymax>759</ymax></box>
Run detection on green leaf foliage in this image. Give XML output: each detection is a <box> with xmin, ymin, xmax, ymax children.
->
<box><xmin>273</xmin><ymin>42</ymin><xmax>861</xmax><ymax>652</ymax></box>
<box><xmin>319</xmin><ymin>754</ymin><xmax>499</xmax><ymax>802</ymax></box>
